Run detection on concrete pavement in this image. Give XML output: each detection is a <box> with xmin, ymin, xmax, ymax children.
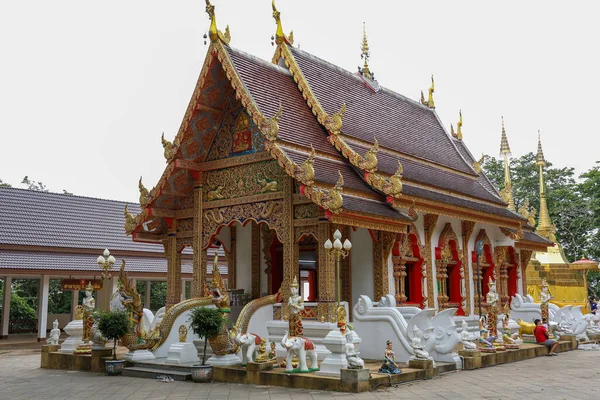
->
<box><xmin>0</xmin><ymin>348</ymin><xmax>598</xmax><ymax>399</ymax></box>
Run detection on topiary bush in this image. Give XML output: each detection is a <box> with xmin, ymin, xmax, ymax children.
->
<box><xmin>188</xmin><ymin>307</ymin><xmax>224</xmax><ymax>365</ymax></box>
<box><xmin>95</xmin><ymin>311</ymin><xmax>129</xmax><ymax>360</ymax></box>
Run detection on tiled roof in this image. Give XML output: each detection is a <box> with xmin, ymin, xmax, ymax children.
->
<box><xmin>0</xmin><ymin>187</ymin><xmax>164</xmax><ymax>252</ymax></box>
<box><xmin>0</xmin><ymin>250</ymin><xmax>228</xmax><ymax>275</ymax></box>
<box><xmin>289</xmin><ymin>47</ymin><xmax>476</xmax><ymax>175</ymax></box>
<box><xmin>503</xmin><ymin>228</ymin><xmax>553</xmax><ymax>246</ymax></box>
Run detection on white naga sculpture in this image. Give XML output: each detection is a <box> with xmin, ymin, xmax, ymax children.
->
<box><xmin>460</xmin><ymin>320</ymin><xmax>477</xmax><ymax>350</ymax></box>
<box><xmin>410</xmin><ymin>325</ymin><xmax>431</xmax><ymax>360</ymax></box>
<box><xmin>47</xmin><ymin>319</ymin><xmax>60</xmax><ymax>346</ymax></box>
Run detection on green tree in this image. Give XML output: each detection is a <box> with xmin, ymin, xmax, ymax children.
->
<box><xmin>482</xmin><ymin>153</ymin><xmax>594</xmax><ymax>261</ymax></box>
<box><xmin>48</xmin><ymin>280</ymin><xmax>72</xmax><ymax>314</ymax></box>
<box><xmin>0</xmin><ymin>179</ymin><xmax>11</xmax><ymax>187</ymax></box>
<box><xmin>21</xmin><ymin>176</ymin><xmax>48</xmax><ymax>191</ymax></box>
<box><xmin>579</xmin><ymin>162</ymin><xmax>600</xmax><ymax>260</ymax></box>
<box><xmin>150</xmin><ymin>281</ymin><xmax>166</xmax><ymax>311</ymax></box>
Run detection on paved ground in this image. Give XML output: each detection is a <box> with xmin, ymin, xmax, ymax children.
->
<box><xmin>0</xmin><ymin>348</ymin><xmax>599</xmax><ymax>400</ymax></box>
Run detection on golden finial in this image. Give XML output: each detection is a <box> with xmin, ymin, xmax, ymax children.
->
<box><xmin>536</xmin><ymin>130</ymin><xmax>546</xmax><ymax>167</ymax></box>
<box><xmin>499</xmin><ymin>117</ymin><xmax>515</xmax><ymax>211</ymax></box>
<box><xmin>420</xmin><ymin>75</ymin><xmax>435</xmax><ymax>108</ymax></box>
<box><xmin>291</xmin><ymin>275</ymin><xmax>299</xmax><ymax>288</ymax></box>
<box><xmin>85</xmin><ymin>281</ymin><xmax>94</xmax><ymax>292</ymax></box>
<box><xmin>535</xmin><ymin>131</ymin><xmax>555</xmax><ymax>242</ymax></box>
<box><xmin>456</xmin><ymin>110</ymin><xmax>463</xmax><ymax>140</ymax></box>
<box><xmin>204</xmin><ymin>1</ymin><xmax>230</xmax><ymax>45</ymax></box>
<box><xmin>288</xmin><ymin>30</ymin><xmax>294</xmax><ymax>45</ymax></box>
<box><xmin>205</xmin><ymin>0</ymin><xmax>218</xmax><ymax>42</ymax></box>
<box><xmin>224</xmin><ymin>25</ymin><xmax>231</xmax><ymax>44</ymax></box>
<box><xmin>272</xmin><ymin>0</ymin><xmax>288</xmax><ymax>45</ymax></box>
<box><xmin>359</xmin><ymin>22</ymin><xmax>373</xmax><ymax>79</ymax></box>
<box><xmin>500</xmin><ymin>116</ymin><xmax>511</xmax><ymax>155</ymax></box>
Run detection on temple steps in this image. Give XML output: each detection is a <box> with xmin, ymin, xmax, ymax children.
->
<box><xmin>122</xmin><ymin>366</ymin><xmax>192</xmax><ymax>381</ymax></box>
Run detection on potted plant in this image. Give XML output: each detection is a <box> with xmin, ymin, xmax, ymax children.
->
<box><xmin>188</xmin><ymin>307</ymin><xmax>224</xmax><ymax>382</ymax></box>
<box><xmin>95</xmin><ymin>310</ymin><xmax>130</xmax><ymax>376</ymax></box>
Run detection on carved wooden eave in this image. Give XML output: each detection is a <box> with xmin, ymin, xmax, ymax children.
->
<box><xmin>390</xmin><ymin>196</ymin><xmax>522</xmax><ymax>230</ymax></box>
<box><xmin>272</xmin><ymin>43</ymin><xmax>404</xmax><ymax>200</ymax></box>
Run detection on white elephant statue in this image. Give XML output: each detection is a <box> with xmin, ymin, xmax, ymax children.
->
<box><xmin>234</xmin><ymin>332</ymin><xmax>261</xmax><ymax>365</ymax></box>
<box><xmin>281</xmin><ymin>331</ymin><xmax>318</xmax><ymax>372</ymax></box>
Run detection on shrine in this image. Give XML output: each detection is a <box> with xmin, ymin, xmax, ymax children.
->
<box><xmin>39</xmin><ymin>0</ymin><xmax>586</xmax><ymax>391</ymax></box>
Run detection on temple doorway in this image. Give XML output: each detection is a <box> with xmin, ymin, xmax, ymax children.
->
<box><xmin>298</xmin><ymin>235</ymin><xmax>318</xmax><ymax>302</ymax></box>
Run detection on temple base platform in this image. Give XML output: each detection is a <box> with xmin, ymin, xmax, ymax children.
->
<box><xmin>41</xmin><ymin>345</ymin><xmax>113</xmax><ymax>373</ymax></box>
<box><xmin>121</xmin><ymin>358</ymin><xmax>456</xmax><ymax>392</ymax></box>
<box><xmin>459</xmin><ymin>338</ymin><xmax>577</xmax><ymax>370</ymax></box>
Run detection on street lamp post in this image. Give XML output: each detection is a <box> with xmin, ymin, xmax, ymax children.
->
<box><xmin>475</xmin><ymin>240</ymin><xmax>484</xmax><ymax>319</ymax></box>
<box><xmin>323</xmin><ymin>229</ymin><xmax>352</xmax><ymax>311</ymax></box>
<box><xmin>96</xmin><ymin>248</ymin><xmax>116</xmax><ymax>311</ymax></box>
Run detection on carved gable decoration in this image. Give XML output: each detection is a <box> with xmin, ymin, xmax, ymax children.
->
<box><xmin>232</xmin><ymin>111</ymin><xmax>252</xmax><ymax>154</ymax></box>
<box><xmin>437</xmin><ymin>223</ymin><xmax>460</xmax><ymax>262</ymax></box>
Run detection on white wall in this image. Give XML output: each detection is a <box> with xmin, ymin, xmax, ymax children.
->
<box><xmin>236</xmin><ymin>222</ymin><xmax>252</xmax><ymax>295</ymax></box>
<box><xmin>387</xmin><ymin>252</ymin><xmax>394</xmax><ymax>296</ymax></box>
<box><xmin>351</xmin><ymin>228</ymin><xmax>374</xmax><ymax>307</ymax></box>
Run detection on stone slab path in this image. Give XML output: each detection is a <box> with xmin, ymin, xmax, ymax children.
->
<box><xmin>0</xmin><ymin>348</ymin><xmax>599</xmax><ymax>399</ymax></box>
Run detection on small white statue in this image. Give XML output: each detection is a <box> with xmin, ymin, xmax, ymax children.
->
<box><xmin>486</xmin><ymin>278</ymin><xmax>499</xmax><ymax>308</ymax></box>
<box><xmin>46</xmin><ymin>319</ymin><xmax>60</xmax><ymax>345</ymax></box>
<box><xmin>410</xmin><ymin>325</ymin><xmax>431</xmax><ymax>360</ymax></box>
<box><xmin>345</xmin><ymin>333</ymin><xmax>364</xmax><ymax>369</ymax></box>
<box><xmin>82</xmin><ymin>283</ymin><xmax>96</xmax><ymax>312</ymax></box>
<box><xmin>586</xmin><ymin>316</ymin><xmax>600</xmax><ymax>335</ymax></box>
<box><xmin>460</xmin><ymin>320</ymin><xmax>477</xmax><ymax>350</ymax></box>
<box><xmin>540</xmin><ymin>280</ymin><xmax>552</xmax><ymax>305</ymax></box>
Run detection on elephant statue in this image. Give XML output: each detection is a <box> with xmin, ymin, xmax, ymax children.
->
<box><xmin>234</xmin><ymin>331</ymin><xmax>261</xmax><ymax>365</ymax></box>
<box><xmin>280</xmin><ymin>331</ymin><xmax>318</xmax><ymax>372</ymax></box>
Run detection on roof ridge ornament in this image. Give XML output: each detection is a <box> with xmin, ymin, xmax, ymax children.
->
<box><xmin>205</xmin><ymin>0</ymin><xmax>230</xmax><ymax>45</ymax></box>
<box><xmin>124</xmin><ymin>204</ymin><xmax>137</xmax><ymax>235</ymax></box>
<box><xmin>261</xmin><ymin>103</ymin><xmax>283</xmax><ymax>141</ymax></box>
<box><xmin>472</xmin><ymin>153</ymin><xmax>484</xmax><ymax>174</ymax></box>
<box><xmin>138</xmin><ymin>177</ymin><xmax>152</xmax><ymax>207</ymax></box>
<box><xmin>420</xmin><ymin>75</ymin><xmax>435</xmax><ymax>108</ymax></box>
<box><xmin>456</xmin><ymin>110</ymin><xmax>463</xmax><ymax>140</ymax></box>
<box><xmin>358</xmin><ymin>22</ymin><xmax>374</xmax><ymax>80</ymax></box>
<box><xmin>161</xmin><ymin>132</ymin><xmax>178</xmax><ymax>163</ymax></box>
<box><xmin>271</xmin><ymin>0</ymin><xmax>291</xmax><ymax>45</ymax></box>
<box><xmin>324</xmin><ymin>103</ymin><xmax>346</xmax><ymax>135</ymax></box>
<box><xmin>358</xmin><ymin>137</ymin><xmax>378</xmax><ymax>173</ymax></box>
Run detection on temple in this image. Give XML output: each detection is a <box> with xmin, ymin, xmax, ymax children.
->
<box><xmin>124</xmin><ymin>1</ymin><xmax>553</xmax><ymax>323</ymax></box>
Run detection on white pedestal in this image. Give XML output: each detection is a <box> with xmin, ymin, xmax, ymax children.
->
<box><xmin>206</xmin><ymin>353</ymin><xmax>241</xmax><ymax>366</ymax></box>
<box><xmin>59</xmin><ymin>319</ymin><xmax>83</xmax><ymax>353</ymax></box>
<box><xmin>124</xmin><ymin>349</ymin><xmax>156</xmax><ymax>362</ymax></box>
<box><xmin>166</xmin><ymin>342</ymin><xmax>199</xmax><ymax>364</ymax></box>
<box><xmin>316</xmin><ymin>330</ymin><xmax>347</xmax><ymax>377</ymax></box>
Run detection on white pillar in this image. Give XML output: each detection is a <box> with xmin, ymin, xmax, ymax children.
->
<box><xmin>1</xmin><ymin>277</ymin><xmax>12</xmax><ymax>339</ymax></box>
<box><xmin>71</xmin><ymin>289</ymin><xmax>79</xmax><ymax>319</ymax></box>
<box><xmin>181</xmin><ymin>279</ymin><xmax>186</xmax><ymax>301</ymax></box>
<box><xmin>37</xmin><ymin>275</ymin><xmax>50</xmax><ymax>340</ymax></box>
<box><xmin>131</xmin><ymin>278</ymin><xmax>137</xmax><ymax>290</ymax></box>
<box><xmin>145</xmin><ymin>281</ymin><xmax>152</xmax><ymax>309</ymax></box>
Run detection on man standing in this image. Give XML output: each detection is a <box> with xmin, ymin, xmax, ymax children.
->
<box><xmin>534</xmin><ymin>318</ymin><xmax>558</xmax><ymax>356</ymax></box>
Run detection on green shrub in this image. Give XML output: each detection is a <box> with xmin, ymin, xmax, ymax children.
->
<box><xmin>95</xmin><ymin>311</ymin><xmax>129</xmax><ymax>360</ymax></box>
<box><xmin>188</xmin><ymin>307</ymin><xmax>224</xmax><ymax>365</ymax></box>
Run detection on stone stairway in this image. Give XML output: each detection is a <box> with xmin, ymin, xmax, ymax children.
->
<box><xmin>122</xmin><ymin>360</ymin><xmax>194</xmax><ymax>381</ymax></box>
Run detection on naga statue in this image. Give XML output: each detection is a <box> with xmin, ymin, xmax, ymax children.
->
<box><xmin>114</xmin><ymin>261</ymin><xmax>163</xmax><ymax>350</ymax></box>
<box><xmin>208</xmin><ymin>252</ymin><xmax>239</xmax><ymax>356</ymax></box>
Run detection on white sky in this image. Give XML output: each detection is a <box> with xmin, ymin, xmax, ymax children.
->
<box><xmin>1</xmin><ymin>1</ymin><xmax>598</xmax><ymax>203</ymax></box>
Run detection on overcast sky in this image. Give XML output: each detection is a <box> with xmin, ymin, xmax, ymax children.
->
<box><xmin>1</xmin><ymin>1</ymin><xmax>598</xmax><ymax>203</ymax></box>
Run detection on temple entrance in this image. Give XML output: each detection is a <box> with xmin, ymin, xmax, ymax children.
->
<box><xmin>298</xmin><ymin>235</ymin><xmax>318</xmax><ymax>301</ymax></box>
<box><xmin>392</xmin><ymin>230</ymin><xmax>425</xmax><ymax>307</ymax></box>
<box><xmin>436</xmin><ymin>223</ymin><xmax>464</xmax><ymax>315</ymax></box>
